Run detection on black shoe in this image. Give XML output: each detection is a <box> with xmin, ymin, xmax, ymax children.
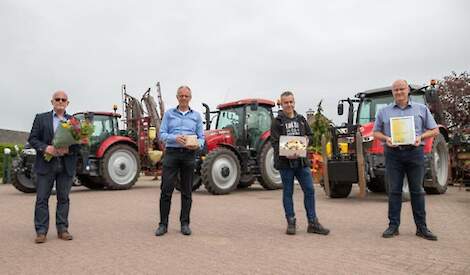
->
<box><xmin>181</xmin><ymin>224</ymin><xmax>192</xmax><ymax>236</ymax></box>
<box><xmin>286</xmin><ymin>217</ymin><xmax>296</xmax><ymax>235</ymax></box>
<box><xmin>307</xmin><ymin>218</ymin><xmax>330</xmax><ymax>235</ymax></box>
<box><xmin>155</xmin><ymin>224</ymin><xmax>168</xmax><ymax>236</ymax></box>
<box><xmin>382</xmin><ymin>226</ymin><xmax>399</xmax><ymax>238</ymax></box>
<box><xmin>416</xmin><ymin>227</ymin><xmax>437</xmax><ymax>241</ymax></box>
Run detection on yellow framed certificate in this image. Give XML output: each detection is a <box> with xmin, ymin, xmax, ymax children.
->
<box><xmin>390</xmin><ymin>116</ymin><xmax>416</xmax><ymax>145</ymax></box>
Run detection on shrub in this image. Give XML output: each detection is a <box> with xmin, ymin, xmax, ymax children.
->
<box><xmin>0</xmin><ymin>143</ymin><xmax>23</xmax><ymax>179</ymax></box>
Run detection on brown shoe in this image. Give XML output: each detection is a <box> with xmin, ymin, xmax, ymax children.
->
<box><xmin>35</xmin><ymin>234</ymin><xmax>47</xmax><ymax>244</ymax></box>
<box><xmin>58</xmin><ymin>231</ymin><xmax>73</xmax><ymax>241</ymax></box>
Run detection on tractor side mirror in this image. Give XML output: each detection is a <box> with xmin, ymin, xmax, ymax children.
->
<box><xmin>337</xmin><ymin>102</ymin><xmax>344</xmax><ymax>115</ymax></box>
<box><xmin>250</xmin><ymin>102</ymin><xmax>258</xmax><ymax>111</ymax></box>
<box><xmin>202</xmin><ymin>103</ymin><xmax>211</xmax><ymax>130</ymax></box>
<box><xmin>425</xmin><ymin>87</ymin><xmax>439</xmax><ymax>104</ymax></box>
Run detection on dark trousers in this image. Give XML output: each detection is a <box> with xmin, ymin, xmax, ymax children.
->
<box><xmin>279</xmin><ymin>166</ymin><xmax>317</xmax><ymax>221</ymax></box>
<box><xmin>385</xmin><ymin>146</ymin><xmax>426</xmax><ymax>228</ymax></box>
<box><xmin>159</xmin><ymin>149</ymin><xmax>195</xmax><ymax>226</ymax></box>
<box><xmin>35</xmin><ymin>158</ymin><xmax>73</xmax><ymax>234</ymax></box>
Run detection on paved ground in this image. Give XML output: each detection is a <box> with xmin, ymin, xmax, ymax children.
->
<box><xmin>0</xmin><ymin>177</ymin><xmax>469</xmax><ymax>275</ymax></box>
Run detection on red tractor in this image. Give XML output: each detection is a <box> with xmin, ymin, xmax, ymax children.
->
<box><xmin>323</xmin><ymin>84</ymin><xmax>449</xmax><ymax>198</ymax></box>
<box><xmin>190</xmin><ymin>99</ymin><xmax>282</xmax><ymax>195</ymax></box>
<box><xmin>12</xmin><ymin>84</ymin><xmax>164</xmax><ymax>193</ymax></box>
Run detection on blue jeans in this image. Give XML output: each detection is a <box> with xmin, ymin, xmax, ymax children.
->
<box><xmin>279</xmin><ymin>166</ymin><xmax>317</xmax><ymax>221</ymax></box>
<box><xmin>385</xmin><ymin>146</ymin><xmax>426</xmax><ymax>228</ymax></box>
<box><xmin>35</xmin><ymin>158</ymin><xmax>73</xmax><ymax>234</ymax></box>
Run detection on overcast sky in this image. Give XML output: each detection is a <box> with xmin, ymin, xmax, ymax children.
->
<box><xmin>1</xmin><ymin>0</ymin><xmax>469</xmax><ymax>132</ymax></box>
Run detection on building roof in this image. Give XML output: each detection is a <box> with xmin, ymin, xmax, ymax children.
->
<box><xmin>0</xmin><ymin>129</ymin><xmax>29</xmax><ymax>145</ymax></box>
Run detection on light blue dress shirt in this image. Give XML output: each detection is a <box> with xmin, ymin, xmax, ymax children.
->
<box><xmin>52</xmin><ymin>110</ymin><xmax>67</xmax><ymax>133</ymax></box>
<box><xmin>373</xmin><ymin>101</ymin><xmax>437</xmax><ymax>144</ymax></box>
<box><xmin>159</xmin><ymin>107</ymin><xmax>205</xmax><ymax>148</ymax></box>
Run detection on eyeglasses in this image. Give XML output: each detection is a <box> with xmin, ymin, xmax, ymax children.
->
<box><xmin>54</xmin><ymin>98</ymin><xmax>68</xmax><ymax>102</ymax></box>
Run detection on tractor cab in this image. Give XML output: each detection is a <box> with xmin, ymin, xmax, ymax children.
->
<box><xmin>74</xmin><ymin>112</ymin><xmax>121</xmax><ymax>154</ymax></box>
<box><xmin>210</xmin><ymin>99</ymin><xmax>274</xmax><ymax>151</ymax></box>
<box><xmin>355</xmin><ymin>85</ymin><xmax>427</xmax><ymax>126</ymax></box>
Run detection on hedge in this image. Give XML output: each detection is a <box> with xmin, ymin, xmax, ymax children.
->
<box><xmin>0</xmin><ymin>143</ymin><xmax>24</xmax><ymax>179</ymax></box>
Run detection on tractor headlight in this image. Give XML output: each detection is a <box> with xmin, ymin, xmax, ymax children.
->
<box><xmin>22</xmin><ymin>148</ymin><xmax>36</xmax><ymax>155</ymax></box>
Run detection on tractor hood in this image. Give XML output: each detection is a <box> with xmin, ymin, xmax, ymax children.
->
<box><xmin>204</xmin><ymin>129</ymin><xmax>235</xmax><ymax>151</ymax></box>
<box><xmin>204</xmin><ymin>129</ymin><xmax>232</xmax><ymax>137</ymax></box>
<box><xmin>360</xmin><ymin>122</ymin><xmax>375</xmax><ymax>138</ymax></box>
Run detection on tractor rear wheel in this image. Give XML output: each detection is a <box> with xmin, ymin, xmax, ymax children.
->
<box><xmin>191</xmin><ymin>173</ymin><xmax>202</xmax><ymax>191</ymax></box>
<box><xmin>175</xmin><ymin>173</ymin><xmax>202</xmax><ymax>192</ymax></box>
<box><xmin>257</xmin><ymin>142</ymin><xmax>282</xmax><ymax>190</ymax></box>
<box><xmin>424</xmin><ymin>133</ymin><xmax>449</xmax><ymax>194</ymax></box>
<box><xmin>101</xmin><ymin>144</ymin><xmax>140</xmax><ymax>190</ymax></box>
<box><xmin>202</xmin><ymin>148</ymin><xmax>240</xmax><ymax>195</ymax></box>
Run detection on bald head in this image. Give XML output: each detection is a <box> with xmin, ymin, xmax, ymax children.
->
<box><xmin>391</xmin><ymin>79</ymin><xmax>410</xmax><ymax>107</ymax></box>
<box><xmin>51</xmin><ymin>90</ymin><xmax>69</xmax><ymax>115</ymax></box>
<box><xmin>392</xmin><ymin>79</ymin><xmax>409</xmax><ymax>90</ymax></box>
<box><xmin>52</xmin><ymin>90</ymin><xmax>68</xmax><ymax>101</ymax></box>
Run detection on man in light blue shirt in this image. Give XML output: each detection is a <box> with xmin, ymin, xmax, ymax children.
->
<box><xmin>373</xmin><ymin>80</ymin><xmax>439</xmax><ymax>241</ymax></box>
<box><xmin>155</xmin><ymin>85</ymin><xmax>204</xmax><ymax>236</ymax></box>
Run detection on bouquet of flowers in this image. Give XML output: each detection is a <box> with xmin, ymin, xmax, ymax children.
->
<box><xmin>44</xmin><ymin>116</ymin><xmax>94</xmax><ymax>161</ymax></box>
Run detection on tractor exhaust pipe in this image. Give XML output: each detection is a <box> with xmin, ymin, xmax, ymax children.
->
<box><xmin>202</xmin><ymin>103</ymin><xmax>211</xmax><ymax>130</ymax></box>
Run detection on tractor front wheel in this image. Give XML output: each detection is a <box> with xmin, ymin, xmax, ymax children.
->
<box><xmin>328</xmin><ymin>182</ymin><xmax>353</xmax><ymax>198</ymax></box>
<box><xmin>101</xmin><ymin>144</ymin><xmax>140</xmax><ymax>190</ymax></box>
<box><xmin>175</xmin><ymin>173</ymin><xmax>202</xmax><ymax>192</ymax></box>
<box><xmin>367</xmin><ymin>175</ymin><xmax>386</xmax><ymax>193</ymax></box>
<box><xmin>238</xmin><ymin>175</ymin><xmax>256</xmax><ymax>189</ymax></box>
<box><xmin>77</xmin><ymin>175</ymin><xmax>105</xmax><ymax>190</ymax></box>
<box><xmin>12</xmin><ymin>170</ymin><xmax>36</xmax><ymax>193</ymax></box>
<box><xmin>201</xmin><ymin>148</ymin><xmax>240</xmax><ymax>195</ymax></box>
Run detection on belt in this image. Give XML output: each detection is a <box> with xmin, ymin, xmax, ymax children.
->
<box><xmin>51</xmin><ymin>156</ymin><xmax>65</xmax><ymax>161</ymax></box>
<box><xmin>389</xmin><ymin>145</ymin><xmax>421</xmax><ymax>151</ymax></box>
<box><xmin>165</xmin><ymin>147</ymin><xmax>194</xmax><ymax>153</ymax></box>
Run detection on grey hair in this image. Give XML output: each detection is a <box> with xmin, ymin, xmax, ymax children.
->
<box><xmin>177</xmin><ymin>85</ymin><xmax>191</xmax><ymax>95</ymax></box>
<box><xmin>280</xmin><ymin>91</ymin><xmax>294</xmax><ymax>98</ymax></box>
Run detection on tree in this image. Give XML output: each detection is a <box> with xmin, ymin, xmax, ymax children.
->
<box><xmin>307</xmin><ymin>100</ymin><xmax>332</xmax><ymax>153</ymax></box>
<box><xmin>438</xmin><ymin>71</ymin><xmax>470</xmax><ymax>134</ymax></box>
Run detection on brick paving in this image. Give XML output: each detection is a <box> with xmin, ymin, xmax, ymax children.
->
<box><xmin>0</xmin><ymin>177</ymin><xmax>469</xmax><ymax>274</ymax></box>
